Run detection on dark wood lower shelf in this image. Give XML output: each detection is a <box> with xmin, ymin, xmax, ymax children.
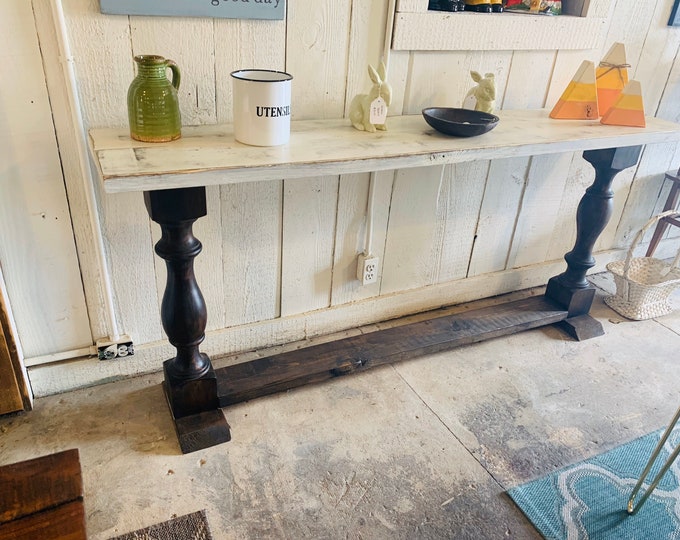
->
<box><xmin>215</xmin><ymin>294</ymin><xmax>571</xmax><ymax>407</ymax></box>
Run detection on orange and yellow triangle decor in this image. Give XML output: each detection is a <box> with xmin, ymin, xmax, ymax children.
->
<box><xmin>600</xmin><ymin>80</ymin><xmax>646</xmax><ymax>127</ymax></box>
<box><xmin>550</xmin><ymin>61</ymin><xmax>599</xmax><ymax>120</ymax></box>
<box><xmin>596</xmin><ymin>43</ymin><xmax>629</xmax><ymax>116</ymax></box>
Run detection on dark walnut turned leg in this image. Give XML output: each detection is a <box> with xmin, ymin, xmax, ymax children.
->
<box><xmin>144</xmin><ymin>187</ymin><xmax>231</xmax><ymax>454</ymax></box>
<box><xmin>546</xmin><ymin>146</ymin><xmax>642</xmax><ymax>341</ymax></box>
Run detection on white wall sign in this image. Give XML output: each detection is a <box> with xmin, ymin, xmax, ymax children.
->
<box><xmin>100</xmin><ymin>0</ymin><xmax>285</xmax><ymax>20</ymax></box>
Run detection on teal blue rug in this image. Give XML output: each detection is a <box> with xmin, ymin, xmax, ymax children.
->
<box><xmin>507</xmin><ymin>427</ymin><xmax>680</xmax><ymax>539</ymax></box>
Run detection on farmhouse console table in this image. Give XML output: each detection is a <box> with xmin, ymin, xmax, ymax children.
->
<box><xmin>90</xmin><ymin>110</ymin><xmax>680</xmax><ymax>453</ymax></box>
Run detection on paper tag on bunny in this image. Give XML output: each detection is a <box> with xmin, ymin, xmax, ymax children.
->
<box><xmin>370</xmin><ymin>97</ymin><xmax>387</xmax><ymax>125</ymax></box>
<box><xmin>462</xmin><ymin>94</ymin><xmax>477</xmax><ymax>110</ymax></box>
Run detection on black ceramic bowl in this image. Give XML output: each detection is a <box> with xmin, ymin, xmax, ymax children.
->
<box><xmin>422</xmin><ymin>107</ymin><xmax>500</xmax><ymax>137</ymax></box>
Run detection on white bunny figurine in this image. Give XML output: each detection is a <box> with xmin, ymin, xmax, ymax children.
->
<box><xmin>464</xmin><ymin>71</ymin><xmax>496</xmax><ymax>114</ymax></box>
<box><xmin>349</xmin><ymin>61</ymin><xmax>392</xmax><ymax>132</ymax></box>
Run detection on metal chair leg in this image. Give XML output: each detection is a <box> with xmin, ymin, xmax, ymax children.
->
<box><xmin>628</xmin><ymin>404</ymin><xmax>680</xmax><ymax>515</ymax></box>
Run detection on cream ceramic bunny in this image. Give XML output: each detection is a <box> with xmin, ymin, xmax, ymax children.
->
<box><xmin>464</xmin><ymin>71</ymin><xmax>496</xmax><ymax>114</ymax></box>
<box><xmin>349</xmin><ymin>62</ymin><xmax>392</xmax><ymax>132</ymax></box>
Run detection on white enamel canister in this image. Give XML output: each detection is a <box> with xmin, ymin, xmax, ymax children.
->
<box><xmin>231</xmin><ymin>69</ymin><xmax>293</xmax><ymax>146</ymax></box>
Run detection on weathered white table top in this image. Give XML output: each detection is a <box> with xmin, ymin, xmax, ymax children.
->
<box><xmin>89</xmin><ymin>109</ymin><xmax>680</xmax><ymax>193</ymax></box>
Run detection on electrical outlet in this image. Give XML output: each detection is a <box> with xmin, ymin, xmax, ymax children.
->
<box><xmin>357</xmin><ymin>254</ymin><xmax>379</xmax><ymax>285</ymax></box>
<box><xmin>96</xmin><ymin>335</ymin><xmax>134</xmax><ymax>360</ymax></box>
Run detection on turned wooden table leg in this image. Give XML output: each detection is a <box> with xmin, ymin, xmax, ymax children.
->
<box><xmin>144</xmin><ymin>187</ymin><xmax>231</xmax><ymax>454</ymax></box>
<box><xmin>546</xmin><ymin>146</ymin><xmax>642</xmax><ymax>340</ymax></box>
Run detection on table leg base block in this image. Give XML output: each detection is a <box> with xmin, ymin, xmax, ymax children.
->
<box><xmin>556</xmin><ymin>314</ymin><xmax>605</xmax><ymax>341</ymax></box>
<box><xmin>545</xmin><ymin>277</ymin><xmax>597</xmax><ymax>317</ymax></box>
<box><xmin>163</xmin><ymin>358</ymin><xmax>220</xmax><ymax>418</ymax></box>
<box><xmin>173</xmin><ymin>410</ymin><xmax>232</xmax><ymax>454</ymax></box>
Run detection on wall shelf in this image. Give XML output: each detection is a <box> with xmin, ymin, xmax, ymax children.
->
<box><xmin>391</xmin><ymin>0</ymin><xmax>612</xmax><ymax>51</ymax></box>
<box><xmin>90</xmin><ymin>109</ymin><xmax>680</xmax><ymax>194</ymax></box>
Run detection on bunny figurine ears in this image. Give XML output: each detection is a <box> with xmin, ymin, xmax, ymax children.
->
<box><xmin>349</xmin><ymin>61</ymin><xmax>393</xmax><ymax>132</ymax></box>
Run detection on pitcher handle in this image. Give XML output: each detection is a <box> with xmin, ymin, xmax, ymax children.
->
<box><xmin>167</xmin><ymin>60</ymin><xmax>181</xmax><ymax>90</ymax></box>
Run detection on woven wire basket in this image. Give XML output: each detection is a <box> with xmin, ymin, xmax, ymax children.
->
<box><xmin>605</xmin><ymin>211</ymin><xmax>680</xmax><ymax>320</ymax></box>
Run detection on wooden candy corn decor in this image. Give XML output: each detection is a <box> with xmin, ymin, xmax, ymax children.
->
<box><xmin>549</xmin><ymin>60</ymin><xmax>599</xmax><ymax>120</ymax></box>
<box><xmin>596</xmin><ymin>42</ymin><xmax>630</xmax><ymax>116</ymax></box>
<box><xmin>600</xmin><ymin>80</ymin><xmax>646</xmax><ymax>127</ymax></box>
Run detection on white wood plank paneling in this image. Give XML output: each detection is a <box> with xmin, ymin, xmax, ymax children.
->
<box><xmin>615</xmin><ymin>0</ymin><xmax>680</xmax><ymax>246</ymax></box>
<box><xmin>386</xmin><ymin>50</ymin><xmax>411</xmax><ymax>116</ymax></box>
<box><xmin>129</xmin><ymin>16</ymin><xmax>217</xmax><ymax>125</ymax></box>
<box><xmin>404</xmin><ymin>51</ymin><xmax>512</xmax><ymax>114</ymax></box>
<box><xmin>65</xmin><ymin>0</ymin><xmax>163</xmax><ymax>346</ymax></box>
<box><xmin>331</xmin><ymin>173</ymin><xmax>373</xmax><ymax>302</ymax></box>
<box><xmin>598</xmin><ymin>0</ymin><xmax>657</xmax><ymax>70</ymax></box>
<box><xmin>502</xmin><ymin>51</ymin><xmax>556</xmax><ymax>109</ymax></box>
<box><xmin>279</xmin><ymin>0</ymin><xmax>352</xmax><ymax>318</ymax></box>
<box><xmin>0</xmin><ymin>1</ymin><xmax>92</xmax><ymax>357</ymax></box>
<box><xmin>332</xmin><ymin>0</ymin><xmax>394</xmax><ymax>307</ymax></box>
<box><xmin>214</xmin><ymin>18</ymin><xmax>286</xmax><ymax>124</ymax></box>
<box><xmin>545</xmin><ymin>50</ymin><xmax>599</xmax><ymax>111</ymax></box>
<box><xmin>436</xmin><ymin>161</ymin><xmax>489</xmax><ymax>282</ymax></box>
<box><xmin>507</xmin><ymin>153</ymin><xmax>575</xmax><ymax>269</ymax></box>
<box><xmin>380</xmin><ymin>166</ymin><xmax>445</xmax><ymax>294</ymax></box>
<box><xmin>615</xmin><ymin>142</ymin><xmax>680</xmax><ymax>247</ymax></box>
<box><xmin>633</xmin><ymin>0</ymin><xmax>680</xmax><ymax>116</ymax></box>
<box><xmin>344</xmin><ymin>0</ymin><xmax>390</xmax><ymax>117</ymax></box>
<box><xmin>212</xmin><ymin>17</ymin><xmax>285</xmax><ymax>330</ymax></box>
<box><xmin>467</xmin><ymin>157</ymin><xmax>530</xmax><ymax>276</ymax></box>
<box><xmin>221</xmin><ymin>180</ymin><xmax>282</xmax><ymax>326</ymax></box>
<box><xmin>31</xmin><ymin>0</ymin><xmax>109</xmax><ymax>341</ymax></box>
<box><xmin>281</xmin><ymin>176</ymin><xmax>339</xmax><ymax>316</ymax></box>
<box><xmin>286</xmin><ymin>0</ymin><xmax>351</xmax><ymax>120</ymax></box>
<box><xmin>546</xmin><ymin>154</ymin><xmax>596</xmax><ymax>262</ymax></box>
<box><xmin>66</xmin><ymin>0</ymin><xmax>132</xmax><ymax>129</ymax></box>
<box><xmin>331</xmin><ymin>171</ymin><xmax>394</xmax><ymax>306</ymax></box>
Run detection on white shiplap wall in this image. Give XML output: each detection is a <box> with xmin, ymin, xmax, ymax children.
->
<box><xmin>10</xmin><ymin>0</ymin><xmax>680</xmax><ymax>395</ymax></box>
<box><xmin>0</xmin><ymin>2</ymin><xmax>92</xmax><ymax>359</ymax></box>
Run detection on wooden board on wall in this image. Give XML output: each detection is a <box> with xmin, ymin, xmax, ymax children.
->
<box><xmin>0</xmin><ymin>274</ymin><xmax>27</xmax><ymax>415</ymax></box>
<box><xmin>0</xmin><ymin>317</ymin><xmax>23</xmax><ymax>415</ymax></box>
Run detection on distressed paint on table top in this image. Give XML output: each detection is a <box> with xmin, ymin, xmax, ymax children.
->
<box><xmin>89</xmin><ymin>110</ymin><xmax>680</xmax><ymax>193</ymax></box>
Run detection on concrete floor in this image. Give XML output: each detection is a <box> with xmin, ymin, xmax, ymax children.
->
<box><xmin>1</xmin><ymin>277</ymin><xmax>680</xmax><ymax>540</ymax></box>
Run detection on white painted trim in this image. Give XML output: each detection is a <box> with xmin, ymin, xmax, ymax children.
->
<box><xmin>24</xmin><ymin>347</ymin><xmax>96</xmax><ymax>368</ymax></box>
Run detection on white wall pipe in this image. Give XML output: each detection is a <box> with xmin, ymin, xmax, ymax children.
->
<box><xmin>51</xmin><ymin>0</ymin><xmax>121</xmax><ymax>342</ymax></box>
<box><xmin>362</xmin><ymin>0</ymin><xmax>397</xmax><ymax>256</ymax></box>
<box><xmin>364</xmin><ymin>172</ymin><xmax>377</xmax><ymax>256</ymax></box>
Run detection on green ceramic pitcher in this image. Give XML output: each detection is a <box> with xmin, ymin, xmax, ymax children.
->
<box><xmin>127</xmin><ymin>55</ymin><xmax>181</xmax><ymax>143</ymax></box>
